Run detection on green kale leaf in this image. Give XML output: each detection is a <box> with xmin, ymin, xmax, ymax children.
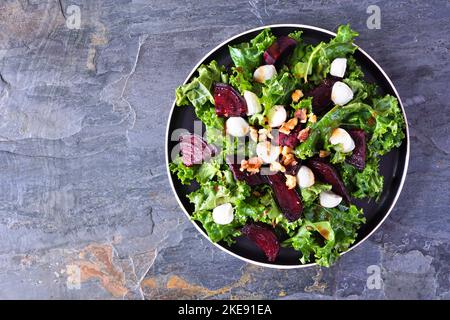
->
<box><xmin>292</xmin><ymin>24</ymin><xmax>358</xmax><ymax>84</ymax></box>
<box><xmin>339</xmin><ymin>157</ymin><xmax>384</xmax><ymax>199</ymax></box>
<box><xmin>175</xmin><ymin>60</ymin><xmax>225</xmax><ymax>108</ymax></box>
<box><xmin>229</xmin><ymin>29</ymin><xmax>276</xmax><ymax>74</ymax></box>
<box><xmin>169</xmin><ymin>157</ymin><xmax>196</xmax><ymax>185</ymax></box>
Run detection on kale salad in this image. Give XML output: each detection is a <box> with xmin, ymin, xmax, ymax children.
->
<box><xmin>170</xmin><ymin>25</ymin><xmax>406</xmax><ymax>266</ymax></box>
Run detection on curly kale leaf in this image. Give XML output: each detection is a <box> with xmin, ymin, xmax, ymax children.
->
<box><xmin>169</xmin><ymin>157</ymin><xmax>196</xmax><ymax>185</ymax></box>
<box><xmin>228</xmin><ymin>29</ymin><xmax>276</xmax><ymax>74</ymax></box>
<box><xmin>292</xmin><ymin>24</ymin><xmax>359</xmax><ymax>84</ymax></box>
<box><xmin>284</xmin><ymin>204</ymin><xmax>365</xmax><ymax>266</ymax></box>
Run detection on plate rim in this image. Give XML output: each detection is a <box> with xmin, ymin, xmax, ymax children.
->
<box><xmin>165</xmin><ymin>24</ymin><xmax>410</xmax><ymax>269</ymax></box>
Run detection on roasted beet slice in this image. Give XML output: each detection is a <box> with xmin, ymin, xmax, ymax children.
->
<box><xmin>227</xmin><ymin>157</ymin><xmax>302</xmax><ymax>221</ymax></box>
<box><xmin>213</xmin><ymin>83</ymin><xmax>247</xmax><ymax>117</ymax></box>
<box><xmin>179</xmin><ymin>133</ymin><xmax>217</xmax><ymax>167</ymax></box>
<box><xmin>285</xmin><ymin>161</ymin><xmax>302</xmax><ymax>176</ymax></box>
<box><xmin>264</xmin><ymin>36</ymin><xmax>297</xmax><ymax>66</ymax></box>
<box><xmin>305</xmin><ymin>78</ymin><xmax>338</xmax><ymax>115</ymax></box>
<box><xmin>265</xmin><ymin>172</ymin><xmax>303</xmax><ymax>222</ymax></box>
<box><xmin>346</xmin><ymin>129</ymin><xmax>366</xmax><ymax>171</ymax></box>
<box><xmin>241</xmin><ymin>223</ymin><xmax>280</xmax><ymax>262</ymax></box>
<box><xmin>275</xmin><ymin>124</ymin><xmax>302</xmax><ymax>148</ymax></box>
<box><xmin>226</xmin><ymin>159</ymin><xmax>266</xmax><ymax>186</ymax></box>
<box><xmin>307</xmin><ymin>158</ymin><xmax>350</xmax><ymax>203</ymax></box>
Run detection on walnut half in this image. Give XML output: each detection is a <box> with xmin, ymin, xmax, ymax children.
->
<box><xmin>294</xmin><ymin>108</ymin><xmax>308</xmax><ymax>123</ymax></box>
<box><xmin>319</xmin><ymin>150</ymin><xmax>331</xmax><ymax>158</ymax></box>
<box><xmin>240</xmin><ymin>157</ymin><xmax>263</xmax><ymax>174</ymax></box>
<box><xmin>285</xmin><ymin>174</ymin><xmax>297</xmax><ymax>189</ymax></box>
<box><xmin>269</xmin><ymin>161</ymin><xmax>286</xmax><ymax>173</ymax></box>
<box><xmin>297</xmin><ymin>127</ymin><xmax>310</xmax><ymax>142</ymax></box>
<box><xmin>249</xmin><ymin>126</ymin><xmax>258</xmax><ymax>142</ymax></box>
<box><xmin>291</xmin><ymin>89</ymin><xmax>304</xmax><ymax>103</ymax></box>
<box><xmin>279</xmin><ymin>117</ymin><xmax>298</xmax><ymax>135</ymax></box>
<box><xmin>282</xmin><ymin>153</ymin><xmax>297</xmax><ymax>167</ymax></box>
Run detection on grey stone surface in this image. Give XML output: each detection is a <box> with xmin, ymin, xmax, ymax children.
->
<box><xmin>0</xmin><ymin>0</ymin><xmax>448</xmax><ymax>300</ymax></box>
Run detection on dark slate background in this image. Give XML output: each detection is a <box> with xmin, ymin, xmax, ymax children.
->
<box><xmin>0</xmin><ymin>0</ymin><xmax>448</xmax><ymax>299</ymax></box>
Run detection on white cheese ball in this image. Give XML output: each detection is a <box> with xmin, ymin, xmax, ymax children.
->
<box><xmin>256</xmin><ymin>142</ymin><xmax>281</xmax><ymax>164</ymax></box>
<box><xmin>243</xmin><ymin>91</ymin><xmax>262</xmax><ymax>115</ymax></box>
<box><xmin>253</xmin><ymin>65</ymin><xmax>277</xmax><ymax>83</ymax></box>
<box><xmin>331</xmin><ymin>81</ymin><xmax>354</xmax><ymax>106</ymax></box>
<box><xmin>226</xmin><ymin>117</ymin><xmax>249</xmax><ymax>137</ymax></box>
<box><xmin>212</xmin><ymin>203</ymin><xmax>234</xmax><ymax>225</ymax></box>
<box><xmin>330</xmin><ymin>58</ymin><xmax>347</xmax><ymax>78</ymax></box>
<box><xmin>296</xmin><ymin>165</ymin><xmax>315</xmax><ymax>189</ymax></box>
<box><xmin>329</xmin><ymin>128</ymin><xmax>355</xmax><ymax>153</ymax></box>
<box><xmin>267</xmin><ymin>105</ymin><xmax>287</xmax><ymax>127</ymax></box>
<box><xmin>319</xmin><ymin>191</ymin><xmax>343</xmax><ymax>208</ymax></box>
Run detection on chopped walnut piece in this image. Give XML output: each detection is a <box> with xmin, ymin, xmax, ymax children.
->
<box><xmin>269</xmin><ymin>161</ymin><xmax>286</xmax><ymax>173</ymax></box>
<box><xmin>279</xmin><ymin>117</ymin><xmax>298</xmax><ymax>134</ymax></box>
<box><xmin>249</xmin><ymin>127</ymin><xmax>258</xmax><ymax>142</ymax></box>
<box><xmin>297</xmin><ymin>127</ymin><xmax>310</xmax><ymax>142</ymax></box>
<box><xmin>319</xmin><ymin>150</ymin><xmax>331</xmax><ymax>158</ymax></box>
<box><xmin>258</xmin><ymin>128</ymin><xmax>273</xmax><ymax>141</ymax></box>
<box><xmin>282</xmin><ymin>153</ymin><xmax>297</xmax><ymax>167</ymax></box>
<box><xmin>279</xmin><ymin>126</ymin><xmax>289</xmax><ymax>135</ymax></box>
<box><xmin>252</xmin><ymin>191</ymin><xmax>261</xmax><ymax>197</ymax></box>
<box><xmin>294</xmin><ymin>108</ymin><xmax>308</xmax><ymax>123</ymax></box>
<box><xmin>291</xmin><ymin>89</ymin><xmax>304</xmax><ymax>103</ymax></box>
<box><xmin>240</xmin><ymin>159</ymin><xmax>247</xmax><ymax>172</ymax></box>
<box><xmin>285</xmin><ymin>174</ymin><xmax>297</xmax><ymax>189</ymax></box>
<box><xmin>240</xmin><ymin>157</ymin><xmax>263</xmax><ymax>174</ymax></box>
<box><xmin>281</xmin><ymin>146</ymin><xmax>293</xmax><ymax>156</ymax></box>
<box><xmin>280</xmin><ymin>145</ymin><xmax>297</xmax><ymax>166</ymax></box>
<box><xmin>258</xmin><ymin>128</ymin><xmax>268</xmax><ymax>142</ymax></box>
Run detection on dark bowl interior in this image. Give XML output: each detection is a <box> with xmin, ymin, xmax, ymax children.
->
<box><xmin>166</xmin><ymin>26</ymin><xmax>408</xmax><ymax>267</ymax></box>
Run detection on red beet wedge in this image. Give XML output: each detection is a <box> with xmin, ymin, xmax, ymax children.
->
<box><xmin>265</xmin><ymin>172</ymin><xmax>303</xmax><ymax>222</ymax></box>
<box><xmin>346</xmin><ymin>129</ymin><xmax>366</xmax><ymax>171</ymax></box>
<box><xmin>179</xmin><ymin>133</ymin><xmax>217</xmax><ymax>167</ymax></box>
<box><xmin>241</xmin><ymin>223</ymin><xmax>280</xmax><ymax>262</ymax></box>
<box><xmin>213</xmin><ymin>83</ymin><xmax>247</xmax><ymax>117</ymax></box>
<box><xmin>307</xmin><ymin>158</ymin><xmax>351</xmax><ymax>204</ymax></box>
<box><xmin>226</xmin><ymin>158</ymin><xmax>266</xmax><ymax>186</ymax></box>
<box><xmin>284</xmin><ymin>161</ymin><xmax>302</xmax><ymax>176</ymax></box>
<box><xmin>275</xmin><ymin>123</ymin><xmax>302</xmax><ymax>148</ymax></box>
<box><xmin>227</xmin><ymin>158</ymin><xmax>302</xmax><ymax>221</ymax></box>
<box><xmin>305</xmin><ymin>78</ymin><xmax>338</xmax><ymax>115</ymax></box>
<box><xmin>263</xmin><ymin>36</ymin><xmax>297</xmax><ymax>66</ymax></box>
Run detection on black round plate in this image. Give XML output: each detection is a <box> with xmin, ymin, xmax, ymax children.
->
<box><xmin>165</xmin><ymin>25</ymin><xmax>409</xmax><ymax>268</ymax></box>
